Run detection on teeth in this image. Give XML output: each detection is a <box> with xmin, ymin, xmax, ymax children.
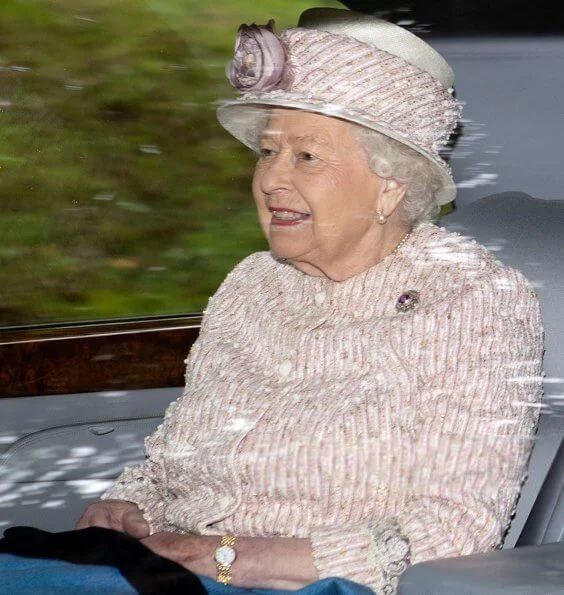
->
<box><xmin>272</xmin><ymin>210</ymin><xmax>307</xmax><ymax>220</ymax></box>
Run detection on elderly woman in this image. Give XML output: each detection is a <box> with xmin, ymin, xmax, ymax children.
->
<box><xmin>76</xmin><ymin>8</ymin><xmax>543</xmax><ymax>594</ymax></box>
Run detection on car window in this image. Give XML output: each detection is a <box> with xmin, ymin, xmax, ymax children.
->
<box><xmin>0</xmin><ymin>0</ymin><xmax>342</xmax><ymax>328</ymax></box>
<box><xmin>1</xmin><ymin>0</ymin><xmax>563</xmax><ymax>329</ymax></box>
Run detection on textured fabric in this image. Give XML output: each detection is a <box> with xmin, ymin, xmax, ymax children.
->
<box><xmin>297</xmin><ymin>9</ymin><xmax>454</xmax><ymax>88</ymax></box>
<box><xmin>265</xmin><ymin>29</ymin><xmax>458</xmax><ymax>157</ymax></box>
<box><xmin>217</xmin><ymin>24</ymin><xmax>461</xmax><ymax>205</ymax></box>
<box><xmin>104</xmin><ymin>224</ymin><xmax>543</xmax><ymax>593</ymax></box>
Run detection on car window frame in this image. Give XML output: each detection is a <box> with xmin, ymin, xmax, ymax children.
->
<box><xmin>0</xmin><ymin>315</ymin><xmax>201</xmax><ymax>398</ymax></box>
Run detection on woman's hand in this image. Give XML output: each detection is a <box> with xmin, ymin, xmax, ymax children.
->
<box><xmin>141</xmin><ymin>532</ymin><xmax>217</xmax><ymax>576</ymax></box>
<box><xmin>141</xmin><ymin>532</ymin><xmax>318</xmax><ymax>590</ymax></box>
<box><xmin>75</xmin><ymin>499</ymin><xmax>150</xmax><ymax>538</ymax></box>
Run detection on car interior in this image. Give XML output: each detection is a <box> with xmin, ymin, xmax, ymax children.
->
<box><xmin>1</xmin><ymin>1</ymin><xmax>563</xmax><ymax>593</ymax></box>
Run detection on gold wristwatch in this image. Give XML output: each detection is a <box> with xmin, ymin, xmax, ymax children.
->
<box><xmin>214</xmin><ymin>535</ymin><xmax>237</xmax><ymax>585</ymax></box>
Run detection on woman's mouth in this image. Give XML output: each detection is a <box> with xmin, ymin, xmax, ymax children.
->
<box><xmin>269</xmin><ymin>208</ymin><xmax>311</xmax><ymax>226</ymax></box>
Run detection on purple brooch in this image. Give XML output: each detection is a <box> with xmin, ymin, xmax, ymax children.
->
<box><xmin>396</xmin><ymin>290</ymin><xmax>420</xmax><ymax>312</ymax></box>
<box><xmin>226</xmin><ymin>19</ymin><xmax>289</xmax><ymax>92</ymax></box>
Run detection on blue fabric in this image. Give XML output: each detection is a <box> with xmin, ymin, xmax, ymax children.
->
<box><xmin>0</xmin><ymin>554</ymin><xmax>374</xmax><ymax>595</ymax></box>
<box><xmin>199</xmin><ymin>575</ymin><xmax>375</xmax><ymax>595</ymax></box>
<box><xmin>0</xmin><ymin>554</ymin><xmax>137</xmax><ymax>594</ymax></box>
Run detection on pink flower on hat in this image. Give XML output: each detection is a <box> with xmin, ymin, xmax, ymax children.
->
<box><xmin>226</xmin><ymin>20</ymin><xmax>287</xmax><ymax>92</ymax></box>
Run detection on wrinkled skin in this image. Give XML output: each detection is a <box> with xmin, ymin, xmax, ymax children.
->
<box><xmin>75</xmin><ymin>501</ymin><xmax>316</xmax><ymax>588</ymax></box>
<box><xmin>75</xmin><ymin>499</ymin><xmax>150</xmax><ymax>538</ymax></box>
<box><xmin>253</xmin><ymin>109</ymin><xmax>408</xmax><ymax>281</ymax></box>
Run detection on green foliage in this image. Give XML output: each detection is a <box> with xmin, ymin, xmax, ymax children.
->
<box><xmin>0</xmin><ymin>0</ymin><xmax>340</xmax><ymax>325</ymax></box>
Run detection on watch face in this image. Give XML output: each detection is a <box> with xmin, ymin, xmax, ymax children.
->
<box><xmin>215</xmin><ymin>545</ymin><xmax>236</xmax><ymax>565</ymax></box>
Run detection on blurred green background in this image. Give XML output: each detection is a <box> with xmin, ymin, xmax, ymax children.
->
<box><xmin>0</xmin><ymin>0</ymin><xmax>340</xmax><ymax>326</ymax></box>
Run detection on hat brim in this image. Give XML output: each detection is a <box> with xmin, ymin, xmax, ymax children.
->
<box><xmin>217</xmin><ymin>96</ymin><xmax>456</xmax><ymax>206</ymax></box>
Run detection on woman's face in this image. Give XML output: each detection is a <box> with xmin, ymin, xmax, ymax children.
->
<box><xmin>252</xmin><ymin>110</ymin><xmax>405</xmax><ymax>279</ymax></box>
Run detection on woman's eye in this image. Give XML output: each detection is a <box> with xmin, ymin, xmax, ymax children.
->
<box><xmin>299</xmin><ymin>152</ymin><xmax>316</xmax><ymax>162</ymax></box>
<box><xmin>259</xmin><ymin>148</ymin><xmax>274</xmax><ymax>158</ymax></box>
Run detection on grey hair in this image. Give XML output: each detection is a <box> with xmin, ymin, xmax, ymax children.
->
<box><xmin>245</xmin><ymin>108</ymin><xmax>442</xmax><ymax>224</ymax></box>
<box><xmin>351</xmin><ymin>125</ymin><xmax>442</xmax><ymax>224</ymax></box>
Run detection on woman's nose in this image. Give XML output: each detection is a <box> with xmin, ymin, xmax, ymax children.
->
<box><xmin>259</xmin><ymin>153</ymin><xmax>292</xmax><ymax>194</ymax></box>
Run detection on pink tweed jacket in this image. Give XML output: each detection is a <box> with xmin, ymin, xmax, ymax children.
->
<box><xmin>103</xmin><ymin>224</ymin><xmax>543</xmax><ymax>593</ymax></box>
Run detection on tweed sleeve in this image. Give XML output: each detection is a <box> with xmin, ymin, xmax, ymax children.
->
<box><xmin>100</xmin><ymin>338</ymin><xmax>208</xmax><ymax>532</ymax></box>
<box><xmin>100</xmin><ymin>254</ymin><xmax>263</xmax><ymax>531</ymax></box>
<box><xmin>100</xmin><ymin>275</ymin><xmax>227</xmax><ymax>532</ymax></box>
<box><xmin>101</xmin><ymin>419</ymin><xmax>169</xmax><ymax>532</ymax></box>
<box><xmin>309</xmin><ymin>267</ymin><xmax>543</xmax><ymax>593</ymax></box>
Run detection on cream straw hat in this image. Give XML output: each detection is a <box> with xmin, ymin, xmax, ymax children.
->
<box><xmin>217</xmin><ymin>8</ymin><xmax>461</xmax><ymax>205</ymax></box>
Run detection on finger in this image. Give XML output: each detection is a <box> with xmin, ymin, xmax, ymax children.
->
<box><xmin>122</xmin><ymin>511</ymin><xmax>150</xmax><ymax>538</ymax></box>
<box><xmin>76</xmin><ymin>504</ymin><xmax>125</xmax><ymax>531</ymax></box>
<box><xmin>74</xmin><ymin>515</ymin><xmax>89</xmax><ymax>530</ymax></box>
<box><xmin>75</xmin><ymin>507</ymin><xmax>101</xmax><ymax>530</ymax></box>
<box><xmin>75</xmin><ymin>508</ymin><xmax>112</xmax><ymax>530</ymax></box>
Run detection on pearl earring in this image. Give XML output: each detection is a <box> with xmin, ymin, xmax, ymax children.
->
<box><xmin>376</xmin><ymin>210</ymin><xmax>387</xmax><ymax>225</ymax></box>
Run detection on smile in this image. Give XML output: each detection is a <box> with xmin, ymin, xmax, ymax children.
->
<box><xmin>269</xmin><ymin>208</ymin><xmax>311</xmax><ymax>226</ymax></box>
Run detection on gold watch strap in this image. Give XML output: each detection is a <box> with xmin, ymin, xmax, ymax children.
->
<box><xmin>216</xmin><ymin>535</ymin><xmax>237</xmax><ymax>585</ymax></box>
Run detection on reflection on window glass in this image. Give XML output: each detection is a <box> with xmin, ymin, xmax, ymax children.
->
<box><xmin>0</xmin><ymin>0</ymin><xmax>340</xmax><ymax>326</ymax></box>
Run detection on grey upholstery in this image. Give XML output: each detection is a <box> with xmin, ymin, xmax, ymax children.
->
<box><xmin>397</xmin><ymin>193</ymin><xmax>564</xmax><ymax>594</ymax></box>
<box><xmin>443</xmin><ymin>192</ymin><xmax>564</xmax><ymax>546</ymax></box>
<box><xmin>397</xmin><ymin>541</ymin><xmax>564</xmax><ymax>595</ymax></box>
<box><xmin>518</xmin><ymin>437</ymin><xmax>564</xmax><ymax>546</ymax></box>
<box><xmin>0</xmin><ymin>388</ymin><xmax>181</xmax><ymax>532</ymax></box>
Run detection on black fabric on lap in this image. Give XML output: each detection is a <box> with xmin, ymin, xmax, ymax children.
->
<box><xmin>0</xmin><ymin>526</ymin><xmax>207</xmax><ymax>595</ymax></box>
